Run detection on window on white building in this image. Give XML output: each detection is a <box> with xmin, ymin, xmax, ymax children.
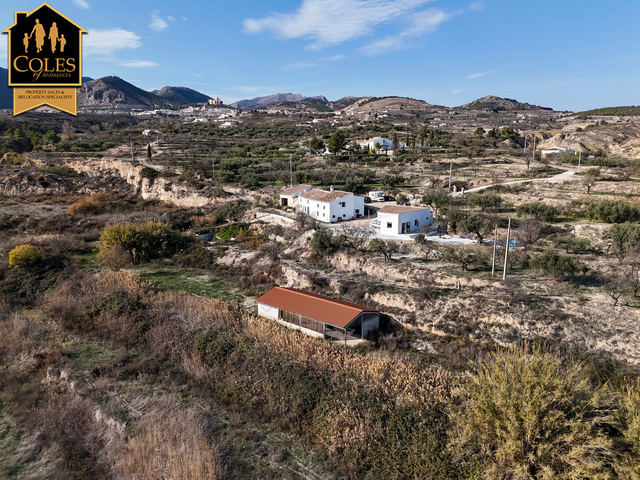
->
<box><xmin>387</xmin><ymin>222</ymin><xmax>392</xmax><ymax>228</ymax></box>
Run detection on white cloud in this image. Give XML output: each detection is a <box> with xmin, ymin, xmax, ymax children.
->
<box><xmin>283</xmin><ymin>61</ymin><xmax>318</xmax><ymax>71</ymax></box>
<box><xmin>322</xmin><ymin>54</ymin><xmax>347</xmax><ymax>62</ymax></box>
<box><xmin>120</xmin><ymin>60</ymin><xmax>159</xmax><ymax>68</ymax></box>
<box><xmin>359</xmin><ymin>36</ymin><xmax>405</xmax><ymax>55</ymax></box>
<box><xmin>73</xmin><ymin>0</ymin><xmax>90</xmax><ymax>9</ymax></box>
<box><xmin>283</xmin><ymin>54</ymin><xmax>345</xmax><ymax>71</ymax></box>
<box><xmin>404</xmin><ymin>8</ymin><xmax>451</xmax><ymax>35</ymax></box>
<box><xmin>244</xmin><ymin>0</ymin><xmax>434</xmax><ymax>49</ymax></box>
<box><xmin>467</xmin><ymin>70</ymin><xmax>496</xmax><ymax>79</ymax></box>
<box><xmin>84</xmin><ymin>28</ymin><xmax>141</xmax><ymax>57</ymax></box>
<box><xmin>149</xmin><ymin>11</ymin><xmax>170</xmax><ymax>32</ymax></box>
<box><xmin>451</xmin><ymin>89</ymin><xmax>462</xmax><ymax>95</ymax></box>
<box><xmin>360</xmin><ymin>7</ymin><xmax>450</xmax><ymax>55</ymax></box>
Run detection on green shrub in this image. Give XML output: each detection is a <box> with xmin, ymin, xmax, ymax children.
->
<box><xmin>530</xmin><ymin>250</ymin><xmax>577</xmax><ymax>280</ymax></box>
<box><xmin>75</xmin><ymin>290</ymin><xmax>148</xmax><ymax>344</ymax></box>
<box><xmin>215</xmin><ymin>223</ymin><xmax>251</xmax><ymax>241</ymax></box>
<box><xmin>586</xmin><ymin>199</ymin><xmax>640</xmax><ymax>223</ymax></box>
<box><xmin>310</xmin><ymin>228</ymin><xmax>341</xmax><ymax>256</ymax></box>
<box><xmin>140</xmin><ymin>167</ymin><xmax>160</xmax><ymax>180</ymax></box>
<box><xmin>97</xmin><ymin>220</ymin><xmax>189</xmax><ymax>263</ymax></box>
<box><xmin>468</xmin><ymin>193</ymin><xmax>502</xmax><ymax>211</ymax></box>
<box><xmin>1</xmin><ymin>253</ymin><xmax>70</xmax><ymax>305</ymax></box>
<box><xmin>609</xmin><ymin>222</ymin><xmax>640</xmax><ymax>262</ymax></box>
<box><xmin>8</xmin><ymin>244</ymin><xmax>40</xmax><ymax>268</ymax></box>
<box><xmin>450</xmin><ymin>345</ymin><xmax>617</xmax><ymax>479</ymax></box>
<box><xmin>516</xmin><ymin>202</ymin><xmax>559</xmax><ymax>221</ymax></box>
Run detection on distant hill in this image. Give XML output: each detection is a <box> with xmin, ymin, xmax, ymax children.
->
<box><xmin>78</xmin><ymin>76</ymin><xmax>169</xmax><ymax>110</ymax></box>
<box><xmin>231</xmin><ymin>93</ymin><xmax>327</xmax><ymax>109</ymax></box>
<box><xmin>77</xmin><ymin>76</ymin><xmax>211</xmax><ymax>111</ymax></box>
<box><xmin>458</xmin><ymin>95</ymin><xmax>552</xmax><ymax>112</ymax></box>
<box><xmin>343</xmin><ymin>96</ymin><xmax>442</xmax><ymax>116</ymax></box>
<box><xmin>578</xmin><ymin>106</ymin><xmax>640</xmax><ymax>116</ymax></box>
<box><xmin>153</xmin><ymin>86</ymin><xmax>211</xmax><ymax>105</ymax></box>
<box><xmin>331</xmin><ymin>96</ymin><xmax>364</xmax><ymax>110</ymax></box>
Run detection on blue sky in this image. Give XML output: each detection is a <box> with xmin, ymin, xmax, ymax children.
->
<box><xmin>2</xmin><ymin>0</ymin><xmax>639</xmax><ymax>111</ymax></box>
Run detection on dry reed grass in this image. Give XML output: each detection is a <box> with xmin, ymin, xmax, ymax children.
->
<box><xmin>241</xmin><ymin>308</ymin><xmax>453</xmax><ymax>404</ymax></box>
<box><xmin>116</xmin><ymin>398</ymin><xmax>223</xmax><ymax>480</ymax></box>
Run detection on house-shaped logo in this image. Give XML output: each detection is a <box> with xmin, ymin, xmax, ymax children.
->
<box><xmin>3</xmin><ymin>3</ymin><xmax>87</xmax><ymax>115</ymax></box>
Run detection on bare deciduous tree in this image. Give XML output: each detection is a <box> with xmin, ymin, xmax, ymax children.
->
<box><xmin>337</xmin><ymin>223</ymin><xmax>374</xmax><ymax>251</ymax></box>
<box><xmin>515</xmin><ymin>219</ymin><xmax>544</xmax><ymax>249</ymax></box>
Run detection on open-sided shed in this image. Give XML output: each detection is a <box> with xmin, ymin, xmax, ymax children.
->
<box><xmin>256</xmin><ymin>287</ymin><xmax>379</xmax><ymax>341</ymax></box>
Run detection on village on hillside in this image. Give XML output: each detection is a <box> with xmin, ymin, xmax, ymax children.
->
<box><xmin>3</xmin><ymin>92</ymin><xmax>640</xmax><ymax>478</ymax></box>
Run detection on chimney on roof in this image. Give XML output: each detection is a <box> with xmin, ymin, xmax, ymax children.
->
<box><xmin>330</xmin><ymin>185</ymin><xmax>334</xmax><ymax>192</ymax></box>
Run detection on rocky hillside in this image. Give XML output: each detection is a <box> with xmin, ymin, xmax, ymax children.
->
<box><xmin>78</xmin><ymin>76</ymin><xmax>211</xmax><ymax>111</ymax></box>
<box><xmin>540</xmin><ymin>121</ymin><xmax>640</xmax><ymax>160</ymax></box>
<box><xmin>339</xmin><ymin>96</ymin><xmax>442</xmax><ymax>116</ymax></box>
<box><xmin>78</xmin><ymin>76</ymin><xmax>170</xmax><ymax>111</ymax></box>
<box><xmin>153</xmin><ymin>86</ymin><xmax>211</xmax><ymax>105</ymax></box>
<box><xmin>231</xmin><ymin>93</ymin><xmax>327</xmax><ymax>109</ymax></box>
<box><xmin>458</xmin><ymin>95</ymin><xmax>553</xmax><ymax>112</ymax></box>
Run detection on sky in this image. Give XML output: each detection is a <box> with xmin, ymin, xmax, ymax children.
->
<box><xmin>1</xmin><ymin>0</ymin><xmax>639</xmax><ymax>111</ymax></box>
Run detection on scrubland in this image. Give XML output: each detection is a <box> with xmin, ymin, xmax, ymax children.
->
<box><xmin>2</xmin><ymin>111</ymin><xmax>640</xmax><ymax>478</ymax></box>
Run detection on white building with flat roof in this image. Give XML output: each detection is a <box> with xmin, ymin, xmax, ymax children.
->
<box><xmin>377</xmin><ymin>205</ymin><xmax>433</xmax><ymax>235</ymax></box>
<box><xmin>540</xmin><ymin>146</ymin><xmax>575</xmax><ymax>157</ymax></box>
<box><xmin>298</xmin><ymin>187</ymin><xmax>364</xmax><ymax>223</ymax></box>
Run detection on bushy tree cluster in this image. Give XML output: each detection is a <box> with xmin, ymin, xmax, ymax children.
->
<box><xmin>586</xmin><ymin>199</ymin><xmax>640</xmax><ymax>223</ymax></box>
<box><xmin>97</xmin><ymin>220</ymin><xmax>188</xmax><ymax>264</ymax></box>
<box><xmin>516</xmin><ymin>202</ymin><xmax>559</xmax><ymax>222</ymax></box>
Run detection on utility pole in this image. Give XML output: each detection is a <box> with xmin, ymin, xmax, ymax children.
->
<box><xmin>212</xmin><ymin>157</ymin><xmax>215</xmax><ymax>185</ymax></box>
<box><xmin>289</xmin><ymin>154</ymin><xmax>293</xmax><ymax>187</ymax></box>
<box><xmin>502</xmin><ymin>218</ymin><xmax>511</xmax><ymax>281</ymax></box>
<box><xmin>523</xmin><ymin>135</ymin><xmax>527</xmax><ymax>156</ymax></box>
<box><xmin>130</xmin><ymin>140</ymin><xmax>134</xmax><ymax>162</ymax></box>
<box><xmin>578</xmin><ymin>150</ymin><xmax>581</xmax><ymax>171</ymax></box>
<box><xmin>531</xmin><ymin>136</ymin><xmax>535</xmax><ymax>169</ymax></box>
<box><xmin>491</xmin><ymin>224</ymin><xmax>498</xmax><ymax>276</ymax></box>
<box><xmin>448</xmin><ymin>160</ymin><xmax>453</xmax><ymax>189</ymax></box>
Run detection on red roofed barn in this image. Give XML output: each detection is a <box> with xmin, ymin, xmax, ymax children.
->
<box><xmin>256</xmin><ymin>287</ymin><xmax>379</xmax><ymax>341</ymax></box>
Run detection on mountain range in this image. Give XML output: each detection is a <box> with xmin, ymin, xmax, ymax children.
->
<box><xmin>230</xmin><ymin>93</ymin><xmax>328</xmax><ymax>110</ymax></box>
<box><xmin>0</xmin><ymin>69</ymin><xmax>570</xmax><ymax>114</ymax></box>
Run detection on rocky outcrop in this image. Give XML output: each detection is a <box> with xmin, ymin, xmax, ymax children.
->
<box><xmin>540</xmin><ymin>122</ymin><xmax>640</xmax><ymax>160</ymax></box>
<box><xmin>329</xmin><ymin>252</ymin><xmax>496</xmax><ymax>290</ymax></box>
<box><xmin>61</xmin><ymin>159</ymin><xmax>222</xmax><ymax>207</ymax></box>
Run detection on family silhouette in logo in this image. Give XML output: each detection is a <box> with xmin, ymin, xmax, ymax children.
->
<box><xmin>23</xmin><ymin>19</ymin><xmax>66</xmax><ymax>54</ymax></box>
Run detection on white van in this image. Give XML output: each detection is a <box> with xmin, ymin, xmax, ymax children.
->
<box><xmin>368</xmin><ymin>190</ymin><xmax>385</xmax><ymax>202</ymax></box>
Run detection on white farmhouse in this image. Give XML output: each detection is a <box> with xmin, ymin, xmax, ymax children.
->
<box><xmin>377</xmin><ymin>205</ymin><xmax>433</xmax><ymax>235</ymax></box>
<box><xmin>279</xmin><ymin>184</ymin><xmax>312</xmax><ymax>208</ymax></box>
<box><xmin>540</xmin><ymin>146</ymin><xmax>575</xmax><ymax>157</ymax></box>
<box><xmin>356</xmin><ymin>136</ymin><xmax>401</xmax><ymax>153</ymax></box>
<box><xmin>298</xmin><ymin>187</ymin><xmax>365</xmax><ymax>223</ymax></box>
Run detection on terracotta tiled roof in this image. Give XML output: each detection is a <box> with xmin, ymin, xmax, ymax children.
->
<box><xmin>377</xmin><ymin>205</ymin><xmax>431</xmax><ymax>214</ymax></box>
<box><xmin>280</xmin><ymin>184</ymin><xmax>311</xmax><ymax>196</ymax></box>
<box><xmin>256</xmin><ymin>287</ymin><xmax>377</xmax><ymax>329</ymax></box>
<box><xmin>299</xmin><ymin>188</ymin><xmax>352</xmax><ymax>203</ymax></box>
